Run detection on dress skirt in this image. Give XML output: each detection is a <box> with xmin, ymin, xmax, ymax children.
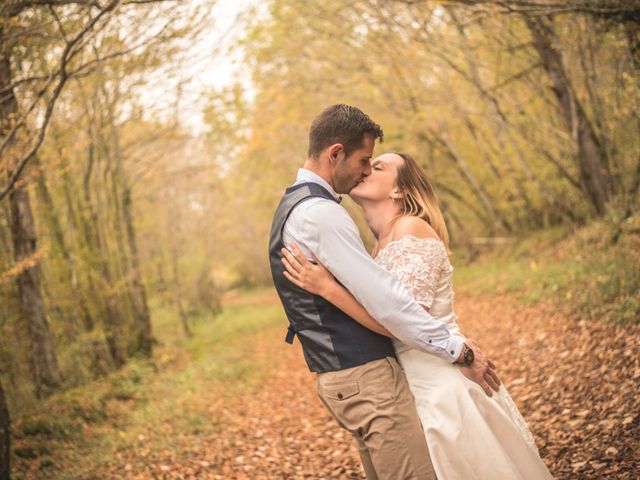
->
<box><xmin>397</xmin><ymin>347</ymin><xmax>554</xmax><ymax>480</ymax></box>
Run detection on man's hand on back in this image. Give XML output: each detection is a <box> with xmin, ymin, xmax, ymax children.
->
<box><xmin>458</xmin><ymin>338</ymin><xmax>501</xmax><ymax>397</ymax></box>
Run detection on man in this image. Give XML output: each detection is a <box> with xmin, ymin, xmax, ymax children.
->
<box><xmin>268</xmin><ymin>104</ymin><xmax>498</xmax><ymax>479</ymax></box>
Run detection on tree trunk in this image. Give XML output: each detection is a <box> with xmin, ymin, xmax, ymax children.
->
<box><xmin>525</xmin><ymin>16</ymin><xmax>613</xmax><ymax>215</ymax></box>
<box><xmin>171</xmin><ymin>249</ymin><xmax>192</xmax><ymax>339</ymax></box>
<box><xmin>628</xmin><ymin>151</ymin><xmax>640</xmax><ymax>203</ymax></box>
<box><xmin>1</xmin><ymin>29</ymin><xmax>61</xmax><ymax>397</ymax></box>
<box><xmin>9</xmin><ymin>187</ymin><xmax>62</xmax><ymax>395</ymax></box>
<box><xmin>624</xmin><ymin>19</ymin><xmax>640</xmax><ymax>77</ymax></box>
<box><xmin>123</xmin><ymin>186</ymin><xmax>153</xmax><ymax>356</ymax></box>
<box><xmin>103</xmin><ymin>83</ymin><xmax>154</xmax><ymax>356</ymax></box>
<box><xmin>34</xmin><ymin>158</ymin><xmax>93</xmax><ymax>333</ymax></box>
<box><xmin>60</xmin><ymin>166</ymin><xmax>95</xmax><ymax>331</ymax></box>
<box><xmin>34</xmin><ymin>159</ymin><xmax>70</xmax><ymax>263</ymax></box>
<box><xmin>166</xmin><ymin>192</ymin><xmax>192</xmax><ymax>338</ymax></box>
<box><xmin>81</xmin><ymin>140</ymin><xmax>127</xmax><ymax>367</ymax></box>
<box><xmin>0</xmin><ymin>379</ymin><xmax>8</xmax><ymax>480</ymax></box>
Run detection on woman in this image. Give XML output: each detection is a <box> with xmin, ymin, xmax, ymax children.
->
<box><xmin>281</xmin><ymin>152</ymin><xmax>553</xmax><ymax>479</ymax></box>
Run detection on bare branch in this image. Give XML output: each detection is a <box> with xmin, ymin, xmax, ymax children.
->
<box><xmin>5</xmin><ymin>0</ymin><xmax>178</xmax><ymax>16</ymax></box>
<box><xmin>0</xmin><ymin>76</ymin><xmax>65</xmax><ymax>202</ymax></box>
<box><xmin>0</xmin><ymin>74</ymin><xmax>57</xmax><ymax>159</ymax></box>
<box><xmin>397</xmin><ymin>0</ymin><xmax>640</xmax><ymax>19</ymax></box>
<box><xmin>47</xmin><ymin>4</ymin><xmax>68</xmax><ymax>41</ymax></box>
<box><xmin>0</xmin><ymin>0</ymin><xmax>121</xmax><ymax>201</ymax></box>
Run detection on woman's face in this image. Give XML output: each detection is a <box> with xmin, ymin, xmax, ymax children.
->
<box><xmin>350</xmin><ymin>153</ymin><xmax>404</xmax><ymax>203</ymax></box>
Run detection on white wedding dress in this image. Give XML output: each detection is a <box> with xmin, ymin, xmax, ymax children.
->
<box><xmin>374</xmin><ymin>235</ymin><xmax>553</xmax><ymax>480</ymax></box>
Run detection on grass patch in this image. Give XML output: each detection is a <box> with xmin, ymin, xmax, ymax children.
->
<box><xmin>453</xmin><ymin>212</ymin><xmax>640</xmax><ymax>323</ymax></box>
<box><xmin>12</xmin><ymin>292</ymin><xmax>285</xmax><ymax>479</ymax></box>
<box><xmin>14</xmin><ymin>417</ymin><xmax>81</xmax><ymax>440</ymax></box>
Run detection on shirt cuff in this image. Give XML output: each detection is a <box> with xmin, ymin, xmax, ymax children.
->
<box><xmin>446</xmin><ymin>335</ymin><xmax>465</xmax><ymax>362</ymax></box>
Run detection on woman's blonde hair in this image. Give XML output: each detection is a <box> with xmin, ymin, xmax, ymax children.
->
<box><xmin>392</xmin><ymin>152</ymin><xmax>450</xmax><ymax>249</ymax></box>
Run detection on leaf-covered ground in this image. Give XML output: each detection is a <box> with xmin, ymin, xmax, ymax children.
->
<box><xmin>15</xmin><ymin>292</ymin><xmax>640</xmax><ymax>479</ymax></box>
<box><xmin>201</xmin><ymin>296</ymin><xmax>639</xmax><ymax>480</ymax></box>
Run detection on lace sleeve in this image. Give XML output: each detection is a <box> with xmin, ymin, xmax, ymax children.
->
<box><xmin>375</xmin><ymin>235</ymin><xmax>449</xmax><ymax>310</ymax></box>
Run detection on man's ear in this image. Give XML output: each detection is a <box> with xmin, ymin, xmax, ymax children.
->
<box><xmin>327</xmin><ymin>143</ymin><xmax>345</xmax><ymax>163</ymax></box>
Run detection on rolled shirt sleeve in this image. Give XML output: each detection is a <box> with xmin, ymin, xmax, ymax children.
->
<box><xmin>290</xmin><ymin>199</ymin><xmax>464</xmax><ymax>363</ymax></box>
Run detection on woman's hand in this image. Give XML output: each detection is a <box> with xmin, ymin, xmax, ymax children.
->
<box><xmin>281</xmin><ymin>244</ymin><xmax>336</xmax><ymax>297</ymax></box>
<box><xmin>458</xmin><ymin>338</ymin><xmax>501</xmax><ymax>397</ymax></box>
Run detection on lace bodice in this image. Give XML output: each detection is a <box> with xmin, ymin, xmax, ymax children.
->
<box><xmin>374</xmin><ymin>235</ymin><xmax>463</xmax><ymax>341</ymax></box>
<box><xmin>375</xmin><ymin>235</ymin><xmax>451</xmax><ymax>309</ymax></box>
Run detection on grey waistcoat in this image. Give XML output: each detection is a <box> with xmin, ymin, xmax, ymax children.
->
<box><xmin>268</xmin><ymin>181</ymin><xmax>396</xmax><ymax>373</ymax></box>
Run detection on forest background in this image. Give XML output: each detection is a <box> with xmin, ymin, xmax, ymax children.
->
<box><xmin>0</xmin><ymin>0</ymin><xmax>638</xmax><ymax>478</ymax></box>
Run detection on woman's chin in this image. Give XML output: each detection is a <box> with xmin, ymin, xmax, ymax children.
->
<box><xmin>348</xmin><ymin>186</ymin><xmax>365</xmax><ymax>203</ymax></box>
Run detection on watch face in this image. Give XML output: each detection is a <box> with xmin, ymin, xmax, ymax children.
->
<box><xmin>465</xmin><ymin>347</ymin><xmax>474</xmax><ymax>365</ymax></box>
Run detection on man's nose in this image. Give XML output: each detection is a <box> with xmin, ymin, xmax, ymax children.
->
<box><xmin>363</xmin><ymin>162</ymin><xmax>372</xmax><ymax>176</ymax></box>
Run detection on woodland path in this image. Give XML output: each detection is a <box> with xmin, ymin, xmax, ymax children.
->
<box><xmin>87</xmin><ymin>294</ymin><xmax>639</xmax><ymax>479</ymax></box>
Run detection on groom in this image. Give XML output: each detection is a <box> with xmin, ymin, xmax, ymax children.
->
<box><xmin>268</xmin><ymin>104</ymin><xmax>498</xmax><ymax>479</ymax></box>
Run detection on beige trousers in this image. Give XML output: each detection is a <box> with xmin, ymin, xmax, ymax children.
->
<box><xmin>316</xmin><ymin>356</ymin><xmax>436</xmax><ymax>480</ymax></box>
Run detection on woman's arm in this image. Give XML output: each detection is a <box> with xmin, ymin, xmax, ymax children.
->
<box><xmin>281</xmin><ymin>244</ymin><xmax>393</xmax><ymax>338</ymax></box>
<box><xmin>321</xmin><ymin>282</ymin><xmax>393</xmax><ymax>338</ymax></box>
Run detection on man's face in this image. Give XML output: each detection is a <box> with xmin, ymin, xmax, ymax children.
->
<box><xmin>331</xmin><ymin>134</ymin><xmax>375</xmax><ymax>194</ymax></box>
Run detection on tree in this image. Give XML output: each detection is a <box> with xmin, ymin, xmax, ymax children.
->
<box><xmin>1</xmin><ymin>22</ymin><xmax>62</xmax><ymax>396</ymax></box>
<box><xmin>525</xmin><ymin>15</ymin><xmax>613</xmax><ymax>214</ymax></box>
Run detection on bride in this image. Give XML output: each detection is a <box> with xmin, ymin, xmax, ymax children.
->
<box><xmin>280</xmin><ymin>152</ymin><xmax>553</xmax><ymax>479</ymax></box>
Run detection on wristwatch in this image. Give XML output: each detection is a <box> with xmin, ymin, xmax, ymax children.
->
<box><xmin>456</xmin><ymin>344</ymin><xmax>474</xmax><ymax>366</ymax></box>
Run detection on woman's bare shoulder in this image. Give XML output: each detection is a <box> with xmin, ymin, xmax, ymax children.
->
<box><xmin>391</xmin><ymin>215</ymin><xmax>440</xmax><ymax>242</ymax></box>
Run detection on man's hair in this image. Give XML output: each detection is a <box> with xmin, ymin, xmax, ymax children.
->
<box><xmin>307</xmin><ymin>104</ymin><xmax>384</xmax><ymax>159</ymax></box>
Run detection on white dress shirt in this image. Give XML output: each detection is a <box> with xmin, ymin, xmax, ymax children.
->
<box><xmin>282</xmin><ymin>168</ymin><xmax>464</xmax><ymax>362</ymax></box>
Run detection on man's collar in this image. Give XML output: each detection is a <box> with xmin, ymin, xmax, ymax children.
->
<box><xmin>295</xmin><ymin>168</ymin><xmax>342</xmax><ymax>202</ymax></box>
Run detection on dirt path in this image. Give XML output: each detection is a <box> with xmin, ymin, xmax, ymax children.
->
<box><xmin>102</xmin><ymin>294</ymin><xmax>639</xmax><ymax>479</ymax></box>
